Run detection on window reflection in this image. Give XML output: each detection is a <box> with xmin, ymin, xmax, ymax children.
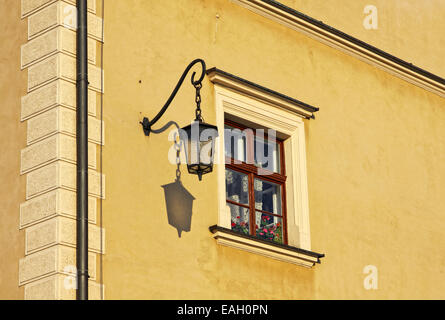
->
<box><xmin>225</xmin><ymin>169</ymin><xmax>249</xmax><ymax>205</ymax></box>
<box><xmin>254</xmin><ymin>179</ymin><xmax>282</xmax><ymax>215</ymax></box>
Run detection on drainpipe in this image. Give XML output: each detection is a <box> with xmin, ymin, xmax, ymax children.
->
<box><xmin>76</xmin><ymin>0</ymin><xmax>89</xmax><ymax>300</ymax></box>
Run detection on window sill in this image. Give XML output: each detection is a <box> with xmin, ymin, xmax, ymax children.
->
<box><xmin>209</xmin><ymin>225</ymin><xmax>324</xmax><ymax>268</ymax></box>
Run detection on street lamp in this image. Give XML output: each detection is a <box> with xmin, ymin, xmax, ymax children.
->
<box><xmin>140</xmin><ymin>59</ymin><xmax>218</xmax><ymax>181</ymax></box>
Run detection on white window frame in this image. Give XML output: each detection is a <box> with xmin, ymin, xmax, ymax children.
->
<box><xmin>209</xmin><ymin>71</ymin><xmax>313</xmax><ymax>252</ymax></box>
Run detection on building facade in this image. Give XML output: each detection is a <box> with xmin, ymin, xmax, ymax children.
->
<box><xmin>1</xmin><ymin>0</ymin><xmax>444</xmax><ymax>300</ymax></box>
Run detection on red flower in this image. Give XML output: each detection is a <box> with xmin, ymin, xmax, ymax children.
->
<box><xmin>231</xmin><ymin>222</ymin><xmax>236</xmax><ymax>227</ymax></box>
<box><xmin>260</xmin><ymin>232</ymin><xmax>264</xmax><ymax>236</ymax></box>
<box><xmin>236</xmin><ymin>216</ymin><xmax>240</xmax><ymax>219</ymax></box>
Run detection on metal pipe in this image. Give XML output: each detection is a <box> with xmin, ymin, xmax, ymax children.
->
<box><xmin>76</xmin><ymin>0</ymin><xmax>89</xmax><ymax>300</ymax></box>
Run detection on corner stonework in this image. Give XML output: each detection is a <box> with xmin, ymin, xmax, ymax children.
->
<box><xmin>19</xmin><ymin>0</ymin><xmax>105</xmax><ymax>300</ymax></box>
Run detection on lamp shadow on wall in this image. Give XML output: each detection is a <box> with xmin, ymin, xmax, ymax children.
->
<box><xmin>152</xmin><ymin>121</ymin><xmax>196</xmax><ymax>238</ymax></box>
<box><xmin>162</xmin><ymin>176</ymin><xmax>195</xmax><ymax>238</ymax></box>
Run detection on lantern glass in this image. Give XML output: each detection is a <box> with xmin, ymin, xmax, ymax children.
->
<box><xmin>180</xmin><ymin>120</ymin><xmax>218</xmax><ymax>180</ymax></box>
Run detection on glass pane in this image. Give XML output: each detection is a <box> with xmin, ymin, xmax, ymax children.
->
<box><xmin>253</xmin><ymin>179</ymin><xmax>282</xmax><ymax>215</ymax></box>
<box><xmin>255</xmin><ymin>211</ymin><xmax>283</xmax><ymax>244</ymax></box>
<box><xmin>228</xmin><ymin>203</ymin><xmax>249</xmax><ymax>235</ymax></box>
<box><xmin>199</xmin><ymin>126</ymin><xmax>217</xmax><ymax>165</ymax></box>
<box><xmin>224</xmin><ymin>125</ymin><xmax>246</xmax><ymax>163</ymax></box>
<box><xmin>254</xmin><ymin>135</ymin><xmax>280</xmax><ymax>173</ymax></box>
<box><xmin>199</xmin><ymin>139</ymin><xmax>214</xmax><ymax>165</ymax></box>
<box><xmin>225</xmin><ymin>169</ymin><xmax>249</xmax><ymax>205</ymax></box>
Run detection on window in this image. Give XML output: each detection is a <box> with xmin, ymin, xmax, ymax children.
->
<box><xmin>224</xmin><ymin>120</ymin><xmax>287</xmax><ymax>244</ymax></box>
<box><xmin>207</xmin><ymin>68</ymin><xmax>324</xmax><ymax>267</ymax></box>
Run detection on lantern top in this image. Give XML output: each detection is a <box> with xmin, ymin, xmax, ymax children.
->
<box><xmin>180</xmin><ymin>119</ymin><xmax>219</xmax><ymax>134</ymax></box>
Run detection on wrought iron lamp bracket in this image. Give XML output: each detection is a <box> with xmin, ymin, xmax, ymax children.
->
<box><xmin>140</xmin><ymin>59</ymin><xmax>206</xmax><ymax>136</ymax></box>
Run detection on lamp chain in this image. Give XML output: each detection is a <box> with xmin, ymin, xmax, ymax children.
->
<box><xmin>194</xmin><ymin>82</ymin><xmax>202</xmax><ymax>121</ymax></box>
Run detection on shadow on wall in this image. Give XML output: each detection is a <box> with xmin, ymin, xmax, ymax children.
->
<box><xmin>162</xmin><ymin>177</ymin><xmax>195</xmax><ymax>238</ymax></box>
<box><xmin>152</xmin><ymin>120</ymin><xmax>196</xmax><ymax>238</ymax></box>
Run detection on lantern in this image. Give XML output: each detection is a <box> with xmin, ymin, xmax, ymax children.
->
<box><xmin>180</xmin><ymin>120</ymin><xmax>218</xmax><ymax>181</ymax></box>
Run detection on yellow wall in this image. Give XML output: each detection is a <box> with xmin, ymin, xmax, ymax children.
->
<box><xmin>101</xmin><ymin>0</ymin><xmax>445</xmax><ymax>299</ymax></box>
<box><xmin>0</xmin><ymin>0</ymin><xmax>27</xmax><ymax>300</ymax></box>
<box><xmin>280</xmin><ymin>0</ymin><xmax>445</xmax><ymax>77</ymax></box>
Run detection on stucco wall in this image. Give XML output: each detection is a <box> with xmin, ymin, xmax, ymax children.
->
<box><xmin>0</xmin><ymin>0</ymin><xmax>27</xmax><ymax>300</ymax></box>
<box><xmin>101</xmin><ymin>0</ymin><xmax>445</xmax><ymax>299</ymax></box>
<box><xmin>280</xmin><ymin>0</ymin><xmax>445</xmax><ymax>77</ymax></box>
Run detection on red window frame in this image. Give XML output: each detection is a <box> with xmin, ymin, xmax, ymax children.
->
<box><xmin>224</xmin><ymin>119</ymin><xmax>288</xmax><ymax>244</ymax></box>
